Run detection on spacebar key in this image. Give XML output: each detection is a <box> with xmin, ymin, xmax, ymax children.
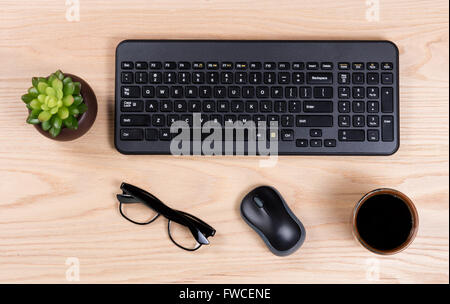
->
<box><xmin>338</xmin><ymin>129</ymin><xmax>365</xmax><ymax>141</ymax></box>
<box><xmin>296</xmin><ymin>115</ymin><xmax>333</xmax><ymax>127</ymax></box>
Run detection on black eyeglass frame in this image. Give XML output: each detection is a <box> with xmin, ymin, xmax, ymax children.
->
<box><xmin>117</xmin><ymin>182</ymin><xmax>216</xmax><ymax>251</ymax></box>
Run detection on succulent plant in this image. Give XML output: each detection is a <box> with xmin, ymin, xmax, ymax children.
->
<box><xmin>21</xmin><ymin>70</ymin><xmax>87</xmax><ymax>137</ymax></box>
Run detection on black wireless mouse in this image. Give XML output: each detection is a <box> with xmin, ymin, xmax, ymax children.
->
<box><xmin>240</xmin><ymin>186</ymin><xmax>306</xmax><ymax>256</ymax></box>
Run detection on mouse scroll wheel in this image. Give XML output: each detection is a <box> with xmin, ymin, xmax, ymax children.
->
<box><xmin>253</xmin><ymin>197</ymin><xmax>264</xmax><ymax>208</ymax></box>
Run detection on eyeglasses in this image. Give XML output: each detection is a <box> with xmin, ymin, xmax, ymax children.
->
<box><xmin>117</xmin><ymin>182</ymin><xmax>216</xmax><ymax>251</ymax></box>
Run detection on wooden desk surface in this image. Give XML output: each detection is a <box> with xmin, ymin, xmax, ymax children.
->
<box><xmin>0</xmin><ymin>0</ymin><xmax>448</xmax><ymax>283</ymax></box>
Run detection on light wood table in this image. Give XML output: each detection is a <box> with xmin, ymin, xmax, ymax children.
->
<box><xmin>0</xmin><ymin>0</ymin><xmax>448</xmax><ymax>283</ymax></box>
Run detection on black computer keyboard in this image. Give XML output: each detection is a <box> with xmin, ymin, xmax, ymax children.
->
<box><xmin>115</xmin><ymin>40</ymin><xmax>399</xmax><ymax>155</ymax></box>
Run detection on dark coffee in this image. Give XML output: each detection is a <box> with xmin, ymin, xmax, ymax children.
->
<box><xmin>356</xmin><ymin>194</ymin><xmax>413</xmax><ymax>251</ymax></box>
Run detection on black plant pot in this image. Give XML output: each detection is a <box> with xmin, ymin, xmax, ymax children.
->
<box><xmin>32</xmin><ymin>73</ymin><xmax>97</xmax><ymax>141</ymax></box>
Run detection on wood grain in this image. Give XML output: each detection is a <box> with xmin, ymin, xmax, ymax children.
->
<box><xmin>0</xmin><ymin>0</ymin><xmax>448</xmax><ymax>283</ymax></box>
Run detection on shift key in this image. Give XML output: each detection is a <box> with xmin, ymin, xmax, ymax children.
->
<box><xmin>296</xmin><ymin>115</ymin><xmax>333</xmax><ymax>127</ymax></box>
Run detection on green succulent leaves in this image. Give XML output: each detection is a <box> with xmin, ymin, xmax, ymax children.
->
<box><xmin>22</xmin><ymin>70</ymin><xmax>87</xmax><ymax>137</ymax></box>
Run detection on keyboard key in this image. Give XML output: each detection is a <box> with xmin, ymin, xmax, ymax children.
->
<box><xmin>352</xmin><ymin>73</ymin><xmax>364</xmax><ymax>84</ymax></box>
<box><xmin>236</xmin><ymin>62</ymin><xmax>248</xmax><ymax>70</ymax></box>
<box><xmin>221</xmin><ymin>72</ymin><xmax>233</xmax><ymax>84</ymax></box>
<box><xmin>121</xmin><ymin>86</ymin><xmax>140</xmax><ymax>98</ymax></box>
<box><xmin>367</xmin><ymin>72</ymin><xmax>379</xmax><ymax>84</ymax></box>
<box><xmin>324</xmin><ymin>139</ymin><xmax>336</xmax><ymax>147</ymax></box>
<box><xmin>207</xmin><ymin>62</ymin><xmax>219</xmax><ymax>70</ymax></box>
<box><xmin>338</xmin><ymin>115</ymin><xmax>351</xmax><ymax>127</ymax></box>
<box><xmin>338</xmin><ymin>87</ymin><xmax>350</xmax><ymax>99</ymax></box>
<box><xmin>174</xmin><ymin>100</ymin><xmax>187</xmax><ymax>112</ymax></box>
<box><xmin>381</xmin><ymin>116</ymin><xmax>394</xmax><ymax>141</ymax></box>
<box><xmin>199</xmin><ymin>86</ymin><xmax>212</xmax><ymax>98</ymax></box>
<box><xmin>249</xmin><ymin>72</ymin><xmax>261</xmax><ymax>84</ymax></box>
<box><xmin>299</xmin><ymin>87</ymin><xmax>312</xmax><ymax>98</ymax></box>
<box><xmin>306</xmin><ymin>62</ymin><xmax>319</xmax><ymax>70</ymax></box>
<box><xmin>278</xmin><ymin>73</ymin><xmax>290</xmax><ymax>84</ymax></box>
<box><xmin>193</xmin><ymin>62</ymin><xmax>205</xmax><ymax>69</ymax></box>
<box><xmin>381</xmin><ymin>73</ymin><xmax>393</xmax><ymax>84</ymax></box>
<box><xmin>352</xmin><ymin>101</ymin><xmax>365</xmax><ymax>113</ymax></box>
<box><xmin>296</xmin><ymin>115</ymin><xmax>333</xmax><ymax>127</ymax></box>
<box><xmin>238</xmin><ymin>101</ymin><xmax>254</xmax><ymax>114</ymax></box>
<box><xmin>275</xmin><ymin>101</ymin><xmax>287</xmax><ymax>113</ymax></box>
<box><xmin>164</xmin><ymin>72</ymin><xmax>176</xmax><ymax>84</ymax></box>
<box><xmin>178</xmin><ymin>62</ymin><xmax>191</xmax><ymax>70</ymax></box>
<box><xmin>367</xmin><ymin>62</ymin><xmax>379</xmax><ymax>70</ymax></box>
<box><xmin>338</xmin><ymin>73</ymin><xmax>350</xmax><ymax>84</ymax></box>
<box><xmin>381</xmin><ymin>87</ymin><xmax>394</xmax><ymax>112</ymax></box>
<box><xmin>264</xmin><ymin>62</ymin><xmax>275</xmax><ymax>70</ymax></box>
<box><xmin>185</xmin><ymin>86</ymin><xmax>198</xmax><ymax>98</ymax></box>
<box><xmin>221</xmin><ymin>62</ymin><xmax>233</xmax><ymax>70</ymax></box>
<box><xmin>310</xmin><ymin>129</ymin><xmax>322</xmax><ymax>137</ymax></box>
<box><xmin>145</xmin><ymin>129</ymin><xmax>158</xmax><ymax>141</ymax></box>
<box><xmin>149</xmin><ymin>72</ymin><xmax>162</xmax><ymax>84</ymax></box>
<box><xmin>367</xmin><ymin>101</ymin><xmax>379</xmax><ymax>113</ymax></box>
<box><xmin>120</xmin><ymin>114</ymin><xmax>150</xmax><ymax>126</ymax></box>
<box><xmin>296</xmin><ymin>139</ymin><xmax>308</xmax><ymax>147</ymax></box>
<box><xmin>338</xmin><ymin>62</ymin><xmax>350</xmax><ymax>70</ymax></box>
<box><xmin>367</xmin><ymin>115</ymin><xmax>379</xmax><ymax>127</ymax></box>
<box><xmin>271</xmin><ymin>87</ymin><xmax>283</xmax><ymax>98</ymax></box>
<box><xmin>321</xmin><ymin>62</ymin><xmax>333</xmax><ymax>70</ymax></box>
<box><xmin>303</xmin><ymin>101</ymin><xmax>333</xmax><ymax>113</ymax></box>
<box><xmin>188</xmin><ymin>100</ymin><xmax>201</xmax><ymax>112</ymax></box>
<box><xmin>203</xmin><ymin>100</ymin><xmax>216</xmax><ymax>112</ymax></box>
<box><xmin>338</xmin><ymin>101</ymin><xmax>350</xmax><ymax>113</ymax></box>
<box><xmin>249</xmin><ymin>62</ymin><xmax>261</xmax><ymax>70</ymax></box>
<box><xmin>121</xmin><ymin>62</ymin><xmax>133</xmax><ymax>69</ymax></box>
<box><xmin>192</xmin><ymin>72</ymin><xmax>205</xmax><ymax>84</ymax></box>
<box><xmin>156</xmin><ymin>86</ymin><xmax>169</xmax><ymax>98</ymax></box>
<box><xmin>288</xmin><ymin>101</ymin><xmax>301</xmax><ymax>113</ymax></box>
<box><xmin>338</xmin><ymin>129</ymin><xmax>365</xmax><ymax>141</ymax></box>
<box><xmin>352</xmin><ymin>87</ymin><xmax>365</xmax><ymax>99</ymax></box>
<box><xmin>381</xmin><ymin>62</ymin><xmax>393</xmax><ymax>70</ymax></box>
<box><xmin>152</xmin><ymin>114</ymin><xmax>165</xmax><ymax>126</ymax></box>
<box><xmin>159</xmin><ymin>128</ymin><xmax>172</xmax><ymax>140</ymax></box>
<box><xmin>160</xmin><ymin>100</ymin><xmax>173</xmax><ymax>112</ymax></box>
<box><xmin>278</xmin><ymin>62</ymin><xmax>290</xmax><ymax>70</ymax></box>
<box><xmin>142</xmin><ymin>86</ymin><xmax>155</xmax><ymax>98</ymax></box>
<box><xmin>292</xmin><ymin>72</ymin><xmax>304</xmax><ymax>84</ymax></box>
<box><xmin>353</xmin><ymin>115</ymin><xmax>365</xmax><ymax>127</ymax></box>
<box><xmin>256</xmin><ymin>86</ymin><xmax>270</xmax><ymax>98</ymax></box>
<box><xmin>164</xmin><ymin>62</ymin><xmax>176</xmax><ymax>69</ymax></box>
<box><xmin>149</xmin><ymin>62</ymin><xmax>162</xmax><ymax>69</ymax></box>
<box><xmin>135</xmin><ymin>72</ymin><xmax>148</xmax><ymax>84</ymax></box>
<box><xmin>313</xmin><ymin>87</ymin><xmax>333</xmax><ymax>98</ymax></box>
<box><xmin>229</xmin><ymin>86</ymin><xmax>240</xmax><ymax>98</ymax></box>
<box><xmin>310</xmin><ymin>139</ymin><xmax>322</xmax><ymax>147</ymax></box>
<box><xmin>306</xmin><ymin>72</ymin><xmax>333</xmax><ymax>84</ymax></box>
<box><xmin>121</xmin><ymin>72</ymin><xmax>133</xmax><ymax>84</ymax></box>
<box><xmin>260</xmin><ymin>100</ymin><xmax>272</xmax><ymax>112</ymax></box>
<box><xmin>367</xmin><ymin>129</ymin><xmax>380</xmax><ymax>142</ymax></box>
<box><xmin>135</xmin><ymin>62</ymin><xmax>148</xmax><ymax>69</ymax></box>
<box><xmin>121</xmin><ymin>128</ymin><xmax>143</xmax><ymax>140</ymax></box>
<box><xmin>145</xmin><ymin>100</ymin><xmax>158</xmax><ymax>112</ymax></box>
<box><xmin>352</xmin><ymin>62</ymin><xmax>364</xmax><ymax>70</ymax></box>
<box><xmin>292</xmin><ymin>62</ymin><xmax>305</xmax><ymax>70</ymax></box>
<box><xmin>281</xmin><ymin>129</ymin><xmax>294</xmax><ymax>141</ymax></box>
<box><xmin>281</xmin><ymin>115</ymin><xmax>294</xmax><ymax>127</ymax></box>
<box><xmin>121</xmin><ymin>100</ymin><xmax>143</xmax><ymax>112</ymax></box>
<box><xmin>264</xmin><ymin>72</ymin><xmax>276</xmax><ymax>84</ymax></box>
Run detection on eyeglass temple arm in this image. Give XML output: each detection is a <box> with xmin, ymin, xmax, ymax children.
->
<box><xmin>176</xmin><ymin>210</ymin><xmax>216</xmax><ymax>236</ymax></box>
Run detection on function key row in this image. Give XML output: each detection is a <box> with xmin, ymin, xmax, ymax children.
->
<box><xmin>121</xmin><ymin>61</ymin><xmax>394</xmax><ymax>71</ymax></box>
